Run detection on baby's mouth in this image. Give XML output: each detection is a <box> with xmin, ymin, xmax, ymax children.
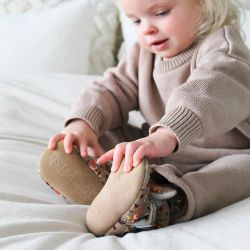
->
<box><xmin>150</xmin><ymin>39</ymin><xmax>168</xmax><ymax>50</ymax></box>
<box><xmin>151</xmin><ymin>39</ymin><xmax>168</xmax><ymax>46</ymax></box>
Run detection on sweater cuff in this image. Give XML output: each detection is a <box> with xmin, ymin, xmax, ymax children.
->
<box><xmin>64</xmin><ymin>105</ymin><xmax>103</xmax><ymax>135</ymax></box>
<box><xmin>149</xmin><ymin>106</ymin><xmax>202</xmax><ymax>147</ymax></box>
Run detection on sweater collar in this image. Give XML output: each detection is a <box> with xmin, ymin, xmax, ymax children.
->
<box><xmin>155</xmin><ymin>42</ymin><xmax>198</xmax><ymax>72</ymax></box>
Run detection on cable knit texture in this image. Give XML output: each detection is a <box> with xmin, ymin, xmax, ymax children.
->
<box><xmin>66</xmin><ymin>25</ymin><xmax>250</xmax><ymax>221</ymax></box>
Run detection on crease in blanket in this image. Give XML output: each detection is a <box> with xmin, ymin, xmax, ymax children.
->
<box><xmin>0</xmin><ymin>134</ymin><xmax>48</xmax><ymax>145</ymax></box>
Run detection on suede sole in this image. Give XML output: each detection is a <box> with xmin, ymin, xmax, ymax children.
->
<box><xmin>86</xmin><ymin>159</ymin><xmax>150</xmax><ymax>236</ymax></box>
<box><xmin>38</xmin><ymin>141</ymin><xmax>104</xmax><ymax>205</ymax></box>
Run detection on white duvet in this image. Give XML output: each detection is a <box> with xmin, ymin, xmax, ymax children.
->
<box><xmin>0</xmin><ymin>73</ymin><xmax>250</xmax><ymax>250</ymax></box>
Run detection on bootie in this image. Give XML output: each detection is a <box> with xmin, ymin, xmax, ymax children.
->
<box><xmin>38</xmin><ymin>141</ymin><xmax>110</xmax><ymax>205</ymax></box>
<box><xmin>86</xmin><ymin>159</ymin><xmax>179</xmax><ymax>236</ymax></box>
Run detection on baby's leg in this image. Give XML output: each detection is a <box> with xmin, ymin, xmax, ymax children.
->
<box><xmin>182</xmin><ymin>154</ymin><xmax>250</xmax><ymax>219</ymax></box>
<box><xmin>153</xmin><ymin>154</ymin><xmax>250</xmax><ymax>222</ymax></box>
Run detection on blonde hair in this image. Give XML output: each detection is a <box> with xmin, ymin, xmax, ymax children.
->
<box><xmin>196</xmin><ymin>0</ymin><xmax>244</xmax><ymax>40</ymax></box>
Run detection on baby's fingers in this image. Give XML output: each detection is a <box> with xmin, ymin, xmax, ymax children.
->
<box><xmin>124</xmin><ymin>141</ymin><xmax>142</xmax><ymax>173</ymax></box>
<box><xmin>97</xmin><ymin>149</ymin><xmax>114</xmax><ymax>164</ymax></box>
<box><xmin>133</xmin><ymin>144</ymin><xmax>152</xmax><ymax>167</ymax></box>
<box><xmin>48</xmin><ymin>134</ymin><xmax>65</xmax><ymax>150</ymax></box>
<box><xmin>79</xmin><ymin>141</ymin><xmax>88</xmax><ymax>157</ymax></box>
<box><xmin>112</xmin><ymin>143</ymin><xmax>126</xmax><ymax>172</ymax></box>
<box><xmin>63</xmin><ymin>133</ymin><xmax>77</xmax><ymax>154</ymax></box>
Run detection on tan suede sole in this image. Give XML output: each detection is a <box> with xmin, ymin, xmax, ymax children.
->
<box><xmin>86</xmin><ymin>159</ymin><xmax>150</xmax><ymax>236</ymax></box>
<box><xmin>38</xmin><ymin>141</ymin><xmax>104</xmax><ymax>205</ymax></box>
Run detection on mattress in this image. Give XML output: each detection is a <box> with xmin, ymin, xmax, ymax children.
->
<box><xmin>0</xmin><ymin>73</ymin><xmax>250</xmax><ymax>250</ymax></box>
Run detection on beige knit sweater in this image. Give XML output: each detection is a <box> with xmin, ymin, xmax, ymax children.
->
<box><xmin>67</xmin><ymin>25</ymin><xmax>250</xmax><ymax>221</ymax></box>
<box><xmin>68</xmin><ymin>25</ymin><xmax>250</xmax><ymax>148</ymax></box>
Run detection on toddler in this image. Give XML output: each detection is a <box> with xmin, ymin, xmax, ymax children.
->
<box><xmin>39</xmin><ymin>0</ymin><xmax>250</xmax><ymax>236</ymax></box>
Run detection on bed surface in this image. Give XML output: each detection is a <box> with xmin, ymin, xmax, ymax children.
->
<box><xmin>0</xmin><ymin>73</ymin><xmax>250</xmax><ymax>250</ymax></box>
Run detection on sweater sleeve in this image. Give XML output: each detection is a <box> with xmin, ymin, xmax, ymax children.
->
<box><xmin>150</xmin><ymin>32</ymin><xmax>250</xmax><ymax>148</ymax></box>
<box><xmin>65</xmin><ymin>43</ymin><xmax>140</xmax><ymax>135</ymax></box>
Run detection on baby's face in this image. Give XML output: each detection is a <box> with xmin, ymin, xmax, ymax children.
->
<box><xmin>119</xmin><ymin>0</ymin><xmax>202</xmax><ymax>58</ymax></box>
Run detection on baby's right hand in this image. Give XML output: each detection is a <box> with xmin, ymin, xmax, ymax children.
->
<box><xmin>48</xmin><ymin>119</ymin><xmax>102</xmax><ymax>157</ymax></box>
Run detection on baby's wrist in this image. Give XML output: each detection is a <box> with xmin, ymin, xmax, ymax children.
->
<box><xmin>156</xmin><ymin>127</ymin><xmax>178</xmax><ymax>152</ymax></box>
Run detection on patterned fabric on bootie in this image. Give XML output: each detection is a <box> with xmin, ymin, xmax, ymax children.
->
<box><xmin>86</xmin><ymin>160</ymin><xmax>187</xmax><ymax>236</ymax></box>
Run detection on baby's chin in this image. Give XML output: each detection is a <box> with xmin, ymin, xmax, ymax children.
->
<box><xmin>142</xmin><ymin>44</ymin><xmax>181</xmax><ymax>59</ymax></box>
<box><xmin>147</xmin><ymin>45</ymin><xmax>190</xmax><ymax>59</ymax></box>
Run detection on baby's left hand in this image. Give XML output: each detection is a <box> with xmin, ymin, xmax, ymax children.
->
<box><xmin>97</xmin><ymin>127</ymin><xmax>177</xmax><ymax>173</ymax></box>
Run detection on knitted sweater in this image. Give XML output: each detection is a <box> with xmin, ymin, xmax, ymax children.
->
<box><xmin>67</xmin><ymin>25</ymin><xmax>250</xmax><ymax>153</ymax></box>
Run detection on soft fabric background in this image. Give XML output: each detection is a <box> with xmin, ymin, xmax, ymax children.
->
<box><xmin>243</xmin><ymin>8</ymin><xmax>250</xmax><ymax>47</ymax></box>
<box><xmin>0</xmin><ymin>0</ymin><xmax>120</xmax><ymax>75</ymax></box>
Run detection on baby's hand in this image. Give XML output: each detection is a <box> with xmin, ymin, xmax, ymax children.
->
<box><xmin>97</xmin><ymin>127</ymin><xmax>177</xmax><ymax>173</ymax></box>
<box><xmin>48</xmin><ymin>119</ymin><xmax>102</xmax><ymax>157</ymax></box>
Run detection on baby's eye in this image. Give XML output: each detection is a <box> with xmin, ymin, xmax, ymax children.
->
<box><xmin>132</xmin><ymin>19</ymin><xmax>141</xmax><ymax>24</ymax></box>
<box><xmin>155</xmin><ymin>10</ymin><xmax>169</xmax><ymax>16</ymax></box>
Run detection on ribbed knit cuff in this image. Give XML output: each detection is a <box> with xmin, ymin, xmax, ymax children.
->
<box><xmin>65</xmin><ymin>105</ymin><xmax>103</xmax><ymax>135</ymax></box>
<box><xmin>149</xmin><ymin>106</ymin><xmax>202</xmax><ymax>147</ymax></box>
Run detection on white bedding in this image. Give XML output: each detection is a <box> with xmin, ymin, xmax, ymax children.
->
<box><xmin>0</xmin><ymin>73</ymin><xmax>250</xmax><ymax>250</ymax></box>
